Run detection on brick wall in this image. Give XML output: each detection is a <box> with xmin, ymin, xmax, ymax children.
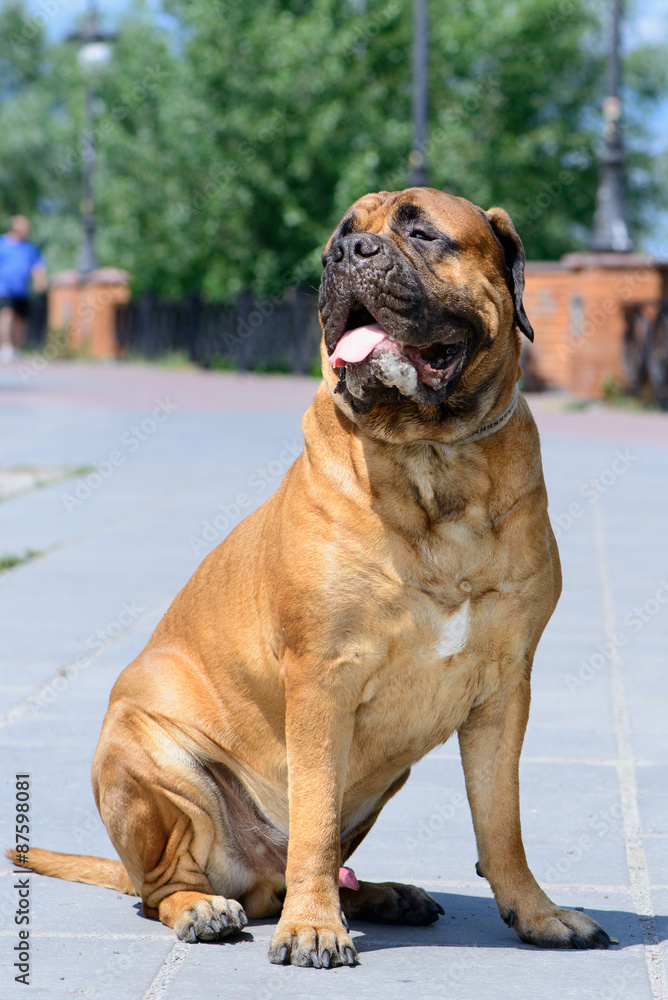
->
<box><xmin>523</xmin><ymin>255</ymin><xmax>668</xmax><ymax>397</ymax></box>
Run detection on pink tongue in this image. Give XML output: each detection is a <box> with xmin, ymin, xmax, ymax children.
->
<box><xmin>329</xmin><ymin>323</ymin><xmax>387</xmax><ymax>368</ymax></box>
<box><xmin>338</xmin><ymin>866</ymin><xmax>360</xmax><ymax>890</ymax></box>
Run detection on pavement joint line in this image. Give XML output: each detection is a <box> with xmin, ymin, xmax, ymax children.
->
<box><xmin>1</xmin><ymin>482</ymin><xmax>184</xmax><ymax>587</ymax></box>
<box><xmin>594</xmin><ymin>502</ymin><xmax>668</xmax><ymax>1000</ymax></box>
<box><xmin>0</xmin><ymin>741</ymin><xmax>101</xmax><ymax>748</ymax></box>
<box><xmin>0</xmin><ymin>870</ymin><xmax>642</xmax><ymax>893</ymax></box>
<box><xmin>141</xmin><ymin>940</ymin><xmax>191</xmax><ymax>1000</ymax></box>
<box><xmin>0</xmin><ymin>596</ymin><xmax>171</xmax><ymax>729</ymax></box>
<box><xmin>2</xmin><ymin>455</ymin><xmax>267</xmax><ymax>585</ymax></box>
<box><xmin>428</xmin><ymin>753</ymin><xmax>623</xmax><ymax>766</ymax></box>
<box><xmin>0</xmin><ymin>747</ymin><xmax>640</xmax><ymax>764</ymax></box>
<box><xmin>0</xmin><ymin>930</ymin><xmax>173</xmax><ymax>940</ymax></box>
<box><xmin>364</xmin><ymin>879</ymin><xmax>635</xmax><ymax>893</ymax></box>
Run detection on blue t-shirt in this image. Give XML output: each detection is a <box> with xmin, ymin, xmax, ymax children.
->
<box><xmin>0</xmin><ymin>235</ymin><xmax>45</xmax><ymax>298</ymax></box>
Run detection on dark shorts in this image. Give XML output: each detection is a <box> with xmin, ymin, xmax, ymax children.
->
<box><xmin>0</xmin><ymin>296</ymin><xmax>29</xmax><ymax>318</ymax></box>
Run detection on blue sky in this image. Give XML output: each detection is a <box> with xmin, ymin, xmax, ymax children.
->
<box><xmin>25</xmin><ymin>0</ymin><xmax>668</xmax><ymax>253</ymax></box>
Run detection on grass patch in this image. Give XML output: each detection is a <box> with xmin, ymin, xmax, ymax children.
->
<box><xmin>0</xmin><ymin>549</ymin><xmax>42</xmax><ymax>573</ymax></box>
<box><xmin>563</xmin><ymin>398</ymin><xmax>591</xmax><ymax>412</ymax></box>
<box><xmin>601</xmin><ymin>376</ymin><xmax>661</xmax><ymax>411</ymax></box>
<box><xmin>0</xmin><ymin>465</ymin><xmax>96</xmax><ymax>502</ymax></box>
<box><xmin>152</xmin><ymin>351</ymin><xmax>195</xmax><ymax>369</ymax></box>
<box><xmin>206</xmin><ymin>356</ymin><xmax>237</xmax><ymax>371</ymax></box>
<box><xmin>251</xmin><ymin>360</ymin><xmax>293</xmax><ymax>375</ymax></box>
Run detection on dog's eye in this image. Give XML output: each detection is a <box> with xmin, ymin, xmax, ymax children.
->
<box><xmin>410</xmin><ymin>229</ymin><xmax>437</xmax><ymax>241</ymax></box>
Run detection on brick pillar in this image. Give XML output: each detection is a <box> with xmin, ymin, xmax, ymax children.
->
<box><xmin>48</xmin><ymin>268</ymin><xmax>131</xmax><ymax>360</ymax></box>
<box><xmin>523</xmin><ymin>254</ymin><xmax>668</xmax><ymax>397</ymax></box>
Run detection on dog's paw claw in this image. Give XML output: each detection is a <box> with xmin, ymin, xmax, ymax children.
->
<box><xmin>513</xmin><ymin>906</ymin><xmax>610</xmax><ymax>950</ymax></box>
<box><xmin>268</xmin><ymin>920</ymin><xmax>358</xmax><ymax>968</ymax></box>
<box><xmin>174</xmin><ymin>896</ymin><xmax>247</xmax><ymax>943</ymax></box>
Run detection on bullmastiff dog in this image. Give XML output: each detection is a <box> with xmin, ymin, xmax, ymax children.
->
<box><xmin>12</xmin><ymin>188</ymin><xmax>610</xmax><ymax>966</ymax></box>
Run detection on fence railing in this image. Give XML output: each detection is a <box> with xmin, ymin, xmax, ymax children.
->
<box><xmin>24</xmin><ymin>293</ymin><xmax>48</xmax><ymax>348</ymax></box>
<box><xmin>115</xmin><ymin>289</ymin><xmax>322</xmax><ymax>374</ymax></box>
<box><xmin>623</xmin><ymin>300</ymin><xmax>668</xmax><ymax>406</ymax></box>
<box><xmin>29</xmin><ymin>287</ymin><xmax>668</xmax><ymax>405</ymax></box>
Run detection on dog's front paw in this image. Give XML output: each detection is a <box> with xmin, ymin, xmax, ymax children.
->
<box><xmin>174</xmin><ymin>895</ymin><xmax>248</xmax><ymax>942</ymax></box>
<box><xmin>268</xmin><ymin>918</ymin><xmax>358</xmax><ymax>968</ymax></box>
<box><xmin>505</xmin><ymin>904</ymin><xmax>610</xmax><ymax>950</ymax></box>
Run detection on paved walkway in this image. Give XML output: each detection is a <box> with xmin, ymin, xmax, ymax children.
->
<box><xmin>1</xmin><ymin>360</ymin><xmax>667</xmax><ymax>1000</ymax></box>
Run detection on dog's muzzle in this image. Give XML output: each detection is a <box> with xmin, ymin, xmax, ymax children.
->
<box><xmin>319</xmin><ymin>233</ymin><xmax>474</xmax><ymax>408</ymax></box>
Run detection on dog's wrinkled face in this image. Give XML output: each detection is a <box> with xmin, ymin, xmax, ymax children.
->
<box><xmin>319</xmin><ymin>188</ymin><xmax>533</xmax><ymax>416</ymax></box>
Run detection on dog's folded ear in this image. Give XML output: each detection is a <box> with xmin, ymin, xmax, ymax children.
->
<box><xmin>484</xmin><ymin>207</ymin><xmax>534</xmax><ymax>343</ymax></box>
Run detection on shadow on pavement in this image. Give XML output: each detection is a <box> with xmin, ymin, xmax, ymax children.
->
<box><xmin>132</xmin><ymin>891</ymin><xmax>660</xmax><ymax>952</ymax></box>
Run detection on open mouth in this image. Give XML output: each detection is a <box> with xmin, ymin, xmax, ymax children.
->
<box><xmin>328</xmin><ymin>305</ymin><xmax>467</xmax><ymax>391</ymax></box>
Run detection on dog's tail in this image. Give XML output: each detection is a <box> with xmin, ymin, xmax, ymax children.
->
<box><xmin>5</xmin><ymin>847</ymin><xmax>138</xmax><ymax>895</ymax></box>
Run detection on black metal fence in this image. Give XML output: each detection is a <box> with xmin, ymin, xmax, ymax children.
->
<box><xmin>24</xmin><ymin>293</ymin><xmax>48</xmax><ymax>348</ymax></box>
<box><xmin>27</xmin><ymin>286</ymin><xmax>668</xmax><ymax>405</ymax></box>
<box><xmin>115</xmin><ymin>289</ymin><xmax>322</xmax><ymax>373</ymax></box>
<box><xmin>623</xmin><ymin>300</ymin><xmax>668</xmax><ymax>406</ymax></box>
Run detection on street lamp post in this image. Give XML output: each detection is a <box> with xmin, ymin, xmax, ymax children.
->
<box><xmin>589</xmin><ymin>0</ymin><xmax>634</xmax><ymax>252</ymax></box>
<box><xmin>68</xmin><ymin>0</ymin><xmax>114</xmax><ymax>274</ymax></box>
<box><xmin>408</xmin><ymin>0</ymin><xmax>429</xmax><ymax>188</ymax></box>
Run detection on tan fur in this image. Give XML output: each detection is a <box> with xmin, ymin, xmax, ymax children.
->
<box><xmin>18</xmin><ymin>188</ymin><xmax>608</xmax><ymax>964</ymax></box>
<box><xmin>5</xmin><ymin>847</ymin><xmax>136</xmax><ymax>895</ymax></box>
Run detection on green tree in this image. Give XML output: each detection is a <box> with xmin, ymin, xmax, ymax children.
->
<box><xmin>161</xmin><ymin>0</ymin><xmax>667</xmax><ymax>294</ymax></box>
<box><xmin>0</xmin><ymin>3</ymin><xmax>57</xmax><ymax>234</ymax></box>
<box><xmin>0</xmin><ymin>0</ymin><xmax>665</xmax><ymax>299</ymax></box>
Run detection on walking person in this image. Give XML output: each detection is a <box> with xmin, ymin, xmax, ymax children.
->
<box><xmin>0</xmin><ymin>215</ymin><xmax>47</xmax><ymax>363</ymax></box>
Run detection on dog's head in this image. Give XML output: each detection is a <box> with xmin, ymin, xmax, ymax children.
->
<box><xmin>318</xmin><ymin>188</ymin><xmax>532</xmax><ymax>437</ymax></box>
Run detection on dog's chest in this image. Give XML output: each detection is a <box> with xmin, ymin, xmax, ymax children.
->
<box><xmin>341</xmin><ymin>444</ymin><xmax>525</xmax><ymax>776</ymax></box>
<box><xmin>346</xmin><ymin>466</ymin><xmax>524</xmax><ymax>766</ymax></box>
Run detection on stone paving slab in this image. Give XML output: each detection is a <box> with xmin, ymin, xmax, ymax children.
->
<box><xmin>1</xmin><ymin>361</ymin><xmax>668</xmax><ymax>999</ymax></box>
<box><xmin>154</xmin><ymin>891</ymin><xmax>649</xmax><ymax>1000</ymax></box>
<box><xmin>0</xmin><ymin>934</ymin><xmax>176</xmax><ymax>1000</ymax></box>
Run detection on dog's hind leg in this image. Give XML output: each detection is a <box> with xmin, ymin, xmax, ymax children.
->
<box><xmin>92</xmin><ymin>699</ymin><xmax>259</xmax><ymax>942</ymax></box>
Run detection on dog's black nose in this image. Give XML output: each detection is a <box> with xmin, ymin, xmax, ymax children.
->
<box><xmin>329</xmin><ymin>233</ymin><xmax>382</xmax><ymax>265</ymax></box>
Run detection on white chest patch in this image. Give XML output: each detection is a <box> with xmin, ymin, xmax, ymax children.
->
<box><xmin>437</xmin><ymin>599</ymin><xmax>470</xmax><ymax>657</ymax></box>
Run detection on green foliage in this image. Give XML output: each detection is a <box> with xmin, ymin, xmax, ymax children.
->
<box><xmin>0</xmin><ymin>0</ymin><xmax>665</xmax><ymax>301</ymax></box>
